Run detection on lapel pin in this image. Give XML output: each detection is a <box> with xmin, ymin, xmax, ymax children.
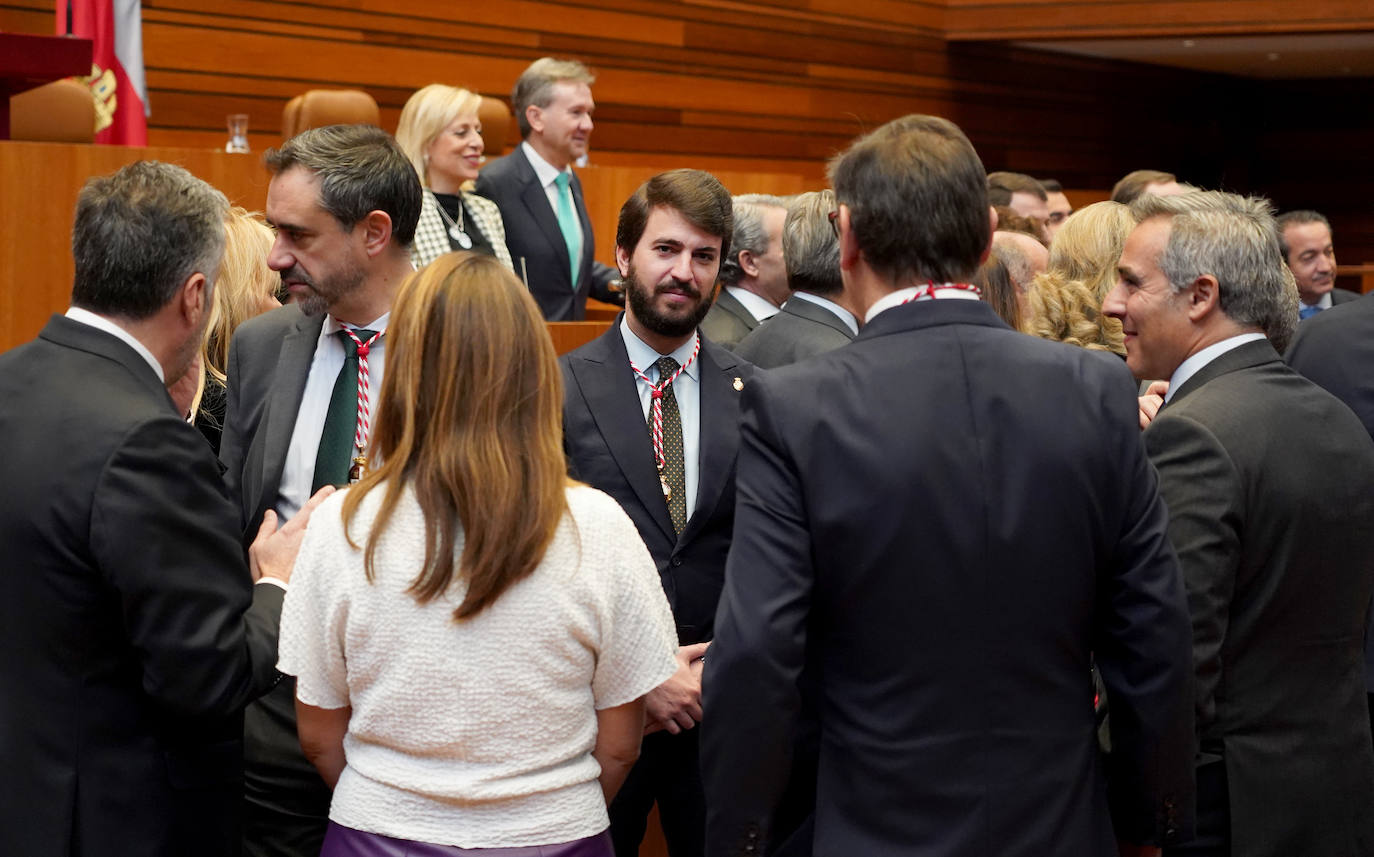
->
<box><xmin>733</xmin><ymin>377</ymin><xmax>744</xmax><ymax>391</ymax></box>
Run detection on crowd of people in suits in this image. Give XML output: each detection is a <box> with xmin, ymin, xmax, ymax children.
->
<box><xmin>3</xmin><ymin>51</ymin><xmax>1374</xmax><ymax>857</ymax></box>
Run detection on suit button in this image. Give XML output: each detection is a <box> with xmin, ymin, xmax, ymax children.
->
<box><xmin>672</xmin><ymin>557</ymin><xmax>683</xmax><ymax>567</ymax></box>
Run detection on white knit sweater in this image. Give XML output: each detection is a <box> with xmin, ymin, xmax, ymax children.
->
<box><xmin>277</xmin><ymin>483</ymin><xmax>678</xmax><ymax>848</ymax></box>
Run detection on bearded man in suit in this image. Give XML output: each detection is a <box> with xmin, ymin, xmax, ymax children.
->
<box><xmin>219</xmin><ymin>123</ymin><xmax>421</xmax><ymax>857</ymax></box>
<box><xmin>561</xmin><ymin>169</ymin><xmax>752</xmax><ymax>857</ymax></box>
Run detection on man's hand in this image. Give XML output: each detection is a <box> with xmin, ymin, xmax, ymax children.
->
<box><xmin>249</xmin><ymin>486</ymin><xmax>336</xmax><ymax>583</ymax></box>
<box><xmin>1138</xmin><ymin>380</ymin><xmax>1169</xmax><ymax>430</ymax></box>
<box><xmin>643</xmin><ymin>641</ymin><xmax>710</xmax><ymax>735</ymax></box>
<box><xmin>167</xmin><ymin>353</ymin><xmax>203</xmax><ymax>420</ymax></box>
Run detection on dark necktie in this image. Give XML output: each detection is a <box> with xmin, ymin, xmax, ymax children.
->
<box><xmin>652</xmin><ymin>356</ymin><xmax>688</xmax><ymax>534</ymax></box>
<box><xmin>312</xmin><ymin>328</ymin><xmax>377</xmax><ymax>491</ymax></box>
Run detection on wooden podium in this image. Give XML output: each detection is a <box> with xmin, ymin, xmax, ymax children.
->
<box><xmin>0</xmin><ymin>33</ymin><xmax>92</xmax><ymax>139</ymax></box>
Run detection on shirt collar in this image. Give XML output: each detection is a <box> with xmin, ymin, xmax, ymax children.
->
<box><xmin>725</xmin><ymin>286</ymin><xmax>781</xmax><ymax>322</ymax></box>
<box><xmin>323</xmin><ymin>311</ymin><xmax>391</xmax><ymax>337</ymax></box>
<box><xmin>522</xmin><ymin>141</ymin><xmax>570</xmax><ymax>191</ymax></box>
<box><xmin>864</xmin><ymin>284</ymin><xmax>981</xmax><ymax>325</ymax></box>
<box><xmin>619</xmin><ymin>316</ymin><xmax>701</xmax><ymax>382</ymax></box>
<box><xmin>1300</xmin><ymin>291</ymin><xmax>1333</xmax><ymax>312</ymax></box>
<box><xmin>788</xmin><ymin>291</ymin><xmax>859</xmax><ymax>335</ymax></box>
<box><xmin>1165</xmin><ymin>332</ymin><xmax>1268</xmax><ymax>402</ymax></box>
<box><xmin>64</xmin><ymin>306</ymin><xmax>165</xmax><ymax>382</ymax></box>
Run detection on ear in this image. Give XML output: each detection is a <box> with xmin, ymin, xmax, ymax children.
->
<box><xmin>359</xmin><ymin>210</ymin><xmax>395</xmax><ymax>258</ymax></box>
<box><xmin>615</xmin><ymin>243</ymin><xmax>632</xmax><ymax>278</ymax></box>
<box><xmin>1184</xmin><ymin>273</ymin><xmax>1220</xmax><ymax>321</ymax></box>
<box><xmin>979</xmin><ymin>206</ymin><xmax>998</xmax><ymax>266</ymax></box>
<box><xmin>179</xmin><ymin>271</ymin><xmax>209</xmax><ymax>326</ymax></box>
<box><xmin>525</xmin><ymin>103</ymin><xmax>544</xmax><ymax>136</ymax></box>
<box><xmin>738</xmin><ymin>248</ymin><xmax>761</xmax><ymax>278</ymax></box>
<box><xmin>837</xmin><ymin>204</ymin><xmax>861</xmax><ymax>271</ymax></box>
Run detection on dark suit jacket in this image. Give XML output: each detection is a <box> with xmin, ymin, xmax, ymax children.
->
<box><xmin>219</xmin><ymin>303</ymin><xmax>334</xmax><ymax>852</ymax></box>
<box><xmin>0</xmin><ymin>316</ymin><xmax>284</xmax><ymax>857</ymax></box>
<box><xmin>560</xmin><ymin>324</ymin><xmax>754</xmax><ymax>642</ymax></box>
<box><xmin>1286</xmin><ymin>292</ymin><xmax>1374</xmax><ymax>689</ymax></box>
<box><xmin>734</xmin><ymin>296</ymin><xmax>854</xmax><ymax>369</ymax></box>
<box><xmin>1332</xmin><ymin>286</ymin><xmax>1359</xmax><ymax>306</ymax></box>
<box><xmin>474</xmin><ymin>145</ymin><xmax>617</xmax><ymax>321</ymax></box>
<box><xmin>1145</xmin><ymin>338</ymin><xmax>1374</xmax><ymax>857</ymax></box>
<box><xmin>699</xmin><ymin>288</ymin><xmax>759</xmax><ymax>351</ymax></box>
<box><xmin>702</xmin><ymin>300</ymin><xmax>1196</xmax><ymax>857</ymax></box>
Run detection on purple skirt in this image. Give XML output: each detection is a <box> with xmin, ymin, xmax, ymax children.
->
<box><xmin>319</xmin><ymin>822</ymin><xmax>614</xmax><ymax>857</ymax></box>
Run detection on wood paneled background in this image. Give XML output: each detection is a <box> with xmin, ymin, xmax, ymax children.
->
<box><xmin>2</xmin><ymin>0</ymin><xmax>1372</xmax><ymax>294</ymax></box>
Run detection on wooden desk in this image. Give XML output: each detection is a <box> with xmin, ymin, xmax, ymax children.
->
<box><xmin>0</xmin><ymin>140</ymin><xmax>810</xmax><ymax>352</ymax></box>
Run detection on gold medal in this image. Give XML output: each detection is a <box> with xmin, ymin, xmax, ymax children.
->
<box><xmin>348</xmin><ymin>455</ymin><xmax>368</xmax><ymax>484</ymax></box>
<box><xmin>733</xmin><ymin>377</ymin><xmax>744</xmax><ymax>391</ymax></box>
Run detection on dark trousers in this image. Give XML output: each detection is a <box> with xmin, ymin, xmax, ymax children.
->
<box><xmin>243</xmin><ymin>678</ymin><xmax>332</xmax><ymax>857</ymax></box>
<box><xmin>1164</xmin><ymin>760</ymin><xmax>1229</xmax><ymax>857</ymax></box>
<box><xmin>608</xmin><ymin>730</ymin><xmax>705</xmax><ymax>857</ymax></box>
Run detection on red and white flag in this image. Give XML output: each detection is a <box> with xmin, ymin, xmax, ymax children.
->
<box><xmin>56</xmin><ymin>0</ymin><xmax>148</xmax><ymax>145</ymax></box>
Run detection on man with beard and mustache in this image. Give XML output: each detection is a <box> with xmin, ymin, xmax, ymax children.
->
<box><xmin>560</xmin><ymin>169</ymin><xmax>753</xmax><ymax>857</ymax></box>
<box><xmin>218</xmin><ymin>124</ymin><xmax>421</xmax><ymax>857</ymax></box>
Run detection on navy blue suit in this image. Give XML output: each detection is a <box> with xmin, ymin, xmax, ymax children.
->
<box><xmin>702</xmin><ymin>299</ymin><xmax>1196</xmax><ymax>857</ymax></box>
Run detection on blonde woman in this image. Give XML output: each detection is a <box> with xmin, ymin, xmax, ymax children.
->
<box><xmin>278</xmin><ymin>252</ymin><xmax>676</xmax><ymax>857</ymax></box>
<box><xmin>396</xmin><ymin>84</ymin><xmax>514</xmax><ymax>271</ymax></box>
<box><xmin>1022</xmin><ymin>201</ymin><xmax>1134</xmax><ymax>356</ymax></box>
<box><xmin>193</xmin><ymin>207</ymin><xmax>279</xmax><ymax>452</ymax></box>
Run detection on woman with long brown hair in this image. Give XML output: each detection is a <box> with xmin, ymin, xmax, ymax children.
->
<box><xmin>277</xmin><ymin>252</ymin><xmax>677</xmax><ymax>857</ymax></box>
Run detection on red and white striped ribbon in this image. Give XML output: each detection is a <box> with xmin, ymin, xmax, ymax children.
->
<box><xmin>900</xmin><ymin>280</ymin><xmax>983</xmax><ymax>304</ymax></box>
<box><xmin>340</xmin><ymin>327</ymin><xmax>383</xmax><ymax>456</ymax></box>
<box><xmin>629</xmin><ymin>335</ymin><xmax>701</xmax><ymax>472</ymax></box>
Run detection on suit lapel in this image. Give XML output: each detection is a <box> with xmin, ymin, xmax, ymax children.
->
<box><xmin>256</xmin><ymin>312</ymin><xmax>324</xmax><ymax>520</ymax></box>
<box><xmin>515</xmin><ymin>149</ymin><xmax>573</xmax><ymax>284</ymax></box>
<box><xmin>717</xmin><ymin>289</ymin><xmax>758</xmax><ymax>331</ymax></box>
<box><xmin>787</xmin><ymin>297</ymin><xmax>855</xmax><ymax>339</ymax></box>
<box><xmin>680</xmin><ymin>342</ymin><xmax>742</xmax><ymax>545</ymax></box>
<box><xmin>571</xmin><ymin>329</ymin><xmax>677</xmax><ymax>542</ymax></box>
<box><xmin>1166</xmin><ymin>339</ymin><xmax>1280</xmax><ymax>407</ymax></box>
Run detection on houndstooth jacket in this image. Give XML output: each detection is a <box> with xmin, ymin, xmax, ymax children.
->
<box><xmin>410</xmin><ymin>189</ymin><xmax>514</xmax><ymax>272</ymax></box>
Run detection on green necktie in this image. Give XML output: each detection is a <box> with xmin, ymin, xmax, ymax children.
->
<box><xmin>312</xmin><ymin>328</ymin><xmax>377</xmax><ymax>491</ymax></box>
<box><xmin>554</xmin><ymin>172</ymin><xmax>582</xmax><ymax>289</ymax></box>
<box><xmin>651</xmin><ymin>356</ymin><xmax>687</xmax><ymax>534</ymax></box>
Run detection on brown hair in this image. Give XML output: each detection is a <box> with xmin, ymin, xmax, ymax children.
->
<box><xmin>970</xmin><ymin>248</ymin><xmax>1022</xmax><ymax>329</ymax></box>
<box><xmin>986</xmin><ymin>171</ymin><xmax>1047</xmax><ymax>207</ymax></box>
<box><xmin>616</xmin><ymin>169</ymin><xmax>733</xmax><ymax>261</ymax></box>
<box><xmin>1110</xmin><ymin>169</ymin><xmax>1176</xmax><ymax>205</ymax></box>
<box><xmin>828</xmin><ymin>114</ymin><xmax>989</xmax><ymax>284</ymax></box>
<box><xmin>342</xmin><ymin>252</ymin><xmax>569</xmax><ymax>620</ymax></box>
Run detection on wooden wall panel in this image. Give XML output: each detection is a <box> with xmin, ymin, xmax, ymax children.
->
<box><xmin>946</xmin><ymin>0</ymin><xmax>1374</xmax><ymax>40</ymax></box>
<box><xmin>4</xmin><ymin>1</ymin><xmax>1374</xmax><ymax>304</ymax></box>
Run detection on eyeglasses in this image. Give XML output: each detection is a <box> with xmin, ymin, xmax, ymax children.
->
<box><xmin>828</xmin><ymin>209</ymin><xmax>839</xmax><ymax>237</ymax></box>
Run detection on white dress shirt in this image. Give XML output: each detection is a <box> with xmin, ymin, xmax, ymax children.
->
<box><xmin>522</xmin><ymin>141</ymin><xmax>585</xmax><ymax>249</ymax></box>
<box><xmin>620</xmin><ymin>317</ymin><xmax>701</xmax><ymax>521</ymax></box>
<box><xmin>276</xmin><ymin>312</ymin><xmax>390</xmax><ymax>522</ymax></box>
<box><xmin>1164</xmin><ymin>332</ymin><xmax>1267</xmax><ymax>403</ymax></box>
<box><xmin>726</xmin><ymin>286</ymin><xmax>781</xmax><ymax>322</ymax></box>
<box><xmin>789</xmin><ymin>291</ymin><xmax>858</xmax><ymax>335</ymax></box>
<box><xmin>65</xmin><ymin>307</ymin><xmax>164</xmax><ymax>382</ymax></box>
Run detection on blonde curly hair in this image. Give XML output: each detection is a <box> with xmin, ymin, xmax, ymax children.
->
<box><xmin>1022</xmin><ymin>201</ymin><xmax>1132</xmax><ymax>355</ymax></box>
